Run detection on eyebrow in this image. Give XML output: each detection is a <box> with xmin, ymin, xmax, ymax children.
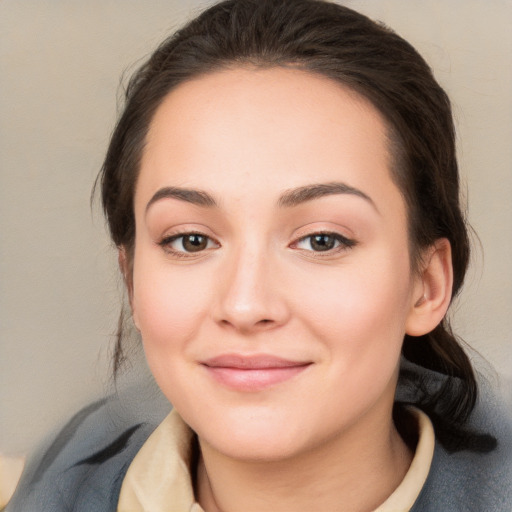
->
<box><xmin>278</xmin><ymin>182</ymin><xmax>377</xmax><ymax>211</ymax></box>
<box><xmin>145</xmin><ymin>181</ymin><xmax>377</xmax><ymax>213</ymax></box>
<box><xmin>146</xmin><ymin>186</ymin><xmax>218</xmax><ymax>213</ymax></box>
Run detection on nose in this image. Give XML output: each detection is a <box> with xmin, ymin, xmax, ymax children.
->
<box><xmin>212</xmin><ymin>244</ymin><xmax>290</xmax><ymax>333</ymax></box>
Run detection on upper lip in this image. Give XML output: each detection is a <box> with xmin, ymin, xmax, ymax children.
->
<box><xmin>202</xmin><ymin>354</ymin><xmax>311</xmax><ymax>369</ymax></box>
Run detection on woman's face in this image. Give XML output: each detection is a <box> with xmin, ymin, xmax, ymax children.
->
<box><xmin>130</xmin><ymin>67</ymin><xmax>423</xmax><ymax>461</ymax></box>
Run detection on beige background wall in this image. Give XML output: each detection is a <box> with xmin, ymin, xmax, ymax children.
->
<box><xmin>1</xmin><ymin>0</ymin><xmax>511</xmax><ymax>457</ymax></box>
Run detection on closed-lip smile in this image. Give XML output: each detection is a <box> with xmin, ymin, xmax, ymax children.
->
<box><xmin>201</xmin><ymin>354</ymin><xmax>312</xmax><ymax>391</ymax></box>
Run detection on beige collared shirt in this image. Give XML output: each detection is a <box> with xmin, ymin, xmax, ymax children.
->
<box><xmin>118</xmin><ymin>408</ymin><xmax>434</xmax><ymax>512</ymax></box>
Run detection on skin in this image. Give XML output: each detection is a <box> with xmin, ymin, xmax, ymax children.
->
<box><xmin>125</xmin><ymin>67</ymin><xmax>453</xmax><ymax>512</ymax></box>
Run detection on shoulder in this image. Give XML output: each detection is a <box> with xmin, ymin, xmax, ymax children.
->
<box><xmin>411</xmin><ymin>372</ymin><xmax>512</xmax><ymax>512</ymax></box>
<box><xmin>7</xmin><ymin>385</ymin><xmax>170</xmax><ymax>512</ymax></box>
<box><xmin>412</xmin><ymin>439</ymin><xmax>512</xmax><ymax>511</ymax></box>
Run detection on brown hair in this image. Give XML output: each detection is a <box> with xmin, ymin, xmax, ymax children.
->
<box><xmin>98</xmin><ymin>0</ymin><xmax>495</xmax><ymax>452</ymax></box>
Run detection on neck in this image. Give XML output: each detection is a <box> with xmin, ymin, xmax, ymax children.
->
<box><xmin>196</xmin><ymin>410</ymin><xmax>412</xmax><ymax>512</ymax></box>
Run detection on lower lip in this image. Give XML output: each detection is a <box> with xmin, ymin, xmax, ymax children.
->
<box><xmin>203</xmin><ymin>365</ymin><xmax>310</xmax><ymax>392</ymax></box>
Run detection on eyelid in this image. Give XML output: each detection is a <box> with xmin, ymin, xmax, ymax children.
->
<box><xmin>155</xmin><ymin>223</ymin><xmax>220</xmax><ymax>245</ymax></box>
<box><xmin>162</xmin><ymin>232</ymin><xmax>218</xmax><ymax>246</ymax></box>
<box><xmin>290</xmin><ymin>230</ymin><xmax>357</xmax><ymax>254</ymax></box>
<box><xmin>157</xmin><ymin>228</ymin><xmax>221</xmax><ymax>257</ymax></box>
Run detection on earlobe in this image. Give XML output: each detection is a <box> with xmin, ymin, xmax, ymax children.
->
<box><xmin>406</xmin><ymin>238</ymin><xmax>453</xmax><ymax>336</ymax></box>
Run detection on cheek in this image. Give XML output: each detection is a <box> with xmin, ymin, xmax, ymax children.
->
<box><xmin>131</xmin><ymin>257</ymin><xmax>217</xmax><ymax>406</ymax></box>
<box><xmin>131</xmin><ymin>254</ymin><xmax>211</xmax><ymax>358</ymax></box>
<box><xmin>294</xmin><ymin>248</ymin><xmax>413</xmax><ymax>366</ymax></box>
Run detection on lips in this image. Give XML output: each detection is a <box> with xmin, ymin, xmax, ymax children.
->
<box><xmin>201</xmin><ymin>354</ymin><xmax>311</xmax><ymax>391</ymax></box>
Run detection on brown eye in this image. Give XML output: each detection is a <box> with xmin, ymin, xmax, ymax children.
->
<box><xmin>310</xmin><ymin>234</ymin><xmax>337</xmax><ymax>251</ymax></box>
<box><xmin>294</xmin><ymin>232</ymin><xmax>356</xmax><ymax>253</ymax></box>
<box><xmin>182</xmin><ymin>234</ymin><xmax>208</xmax><ymax>252</ymax></box>
<box><xmin>160</xmin><ymin>232</ymin><xmax>218</xmax><ymax>255</ymax></box>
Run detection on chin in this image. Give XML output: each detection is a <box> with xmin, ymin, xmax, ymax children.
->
<box><xmin>206</xmin><ymin>431</ymin><xmax>307</xmax><ymax>463</ymax></box>
<box><xmin>191</xmin><ymin>407</ymin><xmax>317</xmax><ymax>462</ymax></box>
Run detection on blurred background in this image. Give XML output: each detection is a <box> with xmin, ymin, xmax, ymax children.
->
<box><xmin>1</xmin><ymin>0</ymin><xmax>511</xmax><ymax>458</ymax></box>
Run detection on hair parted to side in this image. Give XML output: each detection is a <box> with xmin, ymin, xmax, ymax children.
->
<box><xmin>97</xmin><ymin>0</ymin><xmax>495</xmax><ymax>452</ymax></box>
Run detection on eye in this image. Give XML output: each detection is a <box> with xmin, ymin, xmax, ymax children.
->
<box><xmin>293</xmin><ymin>232</ymin><xmax>355</xmax><ymax>252</ymax></box>
<box><xmin>159</xmin><ymin>233</ymin><xmax>219</xmax><ymax>254</ymax></box>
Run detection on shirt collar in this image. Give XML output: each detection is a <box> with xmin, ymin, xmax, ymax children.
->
<box><xmin>118</xmin><ymin>407</ymin><xmax>434</xmax><ymax>512</ymax></box>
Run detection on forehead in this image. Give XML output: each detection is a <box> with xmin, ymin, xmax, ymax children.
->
<box><xmin>137</xmin><ymin>66</ymin><xmax>402</xmax><ymax>214</ymax></box>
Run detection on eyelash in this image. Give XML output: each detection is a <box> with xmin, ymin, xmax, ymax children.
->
<box><xmin>159</xmin><ymin>230</ymin><xmax>356</xmax><ymax>259</ymax></box>
<box><xmin>291</xmin><ymin>231</ymin><xmax>357</xmax><ymax>254</ymax></box>
<box><xmin>158</xmin><ymin>232</ymin><xmax>219</xmax><ymax>257</ymax></box>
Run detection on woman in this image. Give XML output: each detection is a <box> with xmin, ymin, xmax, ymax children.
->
<box><xmin>7</xmin><ymin>0</ymin><xmax>511</xmax><ymax>511</ymax></box>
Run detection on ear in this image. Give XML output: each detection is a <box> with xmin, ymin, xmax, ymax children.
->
<box><xmin>405</xmin><ymin>238</ymin><xmax>453</xmax><ymax>336</ymax></box>
<box><xmin>118</xmin><ymin>247</ymin><xmax>139</xmax><ymax>330</ymax></box>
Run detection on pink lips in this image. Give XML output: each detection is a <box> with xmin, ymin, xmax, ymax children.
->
<box><xmin>201</xmin><ymin>354</ymin><xmax>311</xmax><ymax>392</ymax></box>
